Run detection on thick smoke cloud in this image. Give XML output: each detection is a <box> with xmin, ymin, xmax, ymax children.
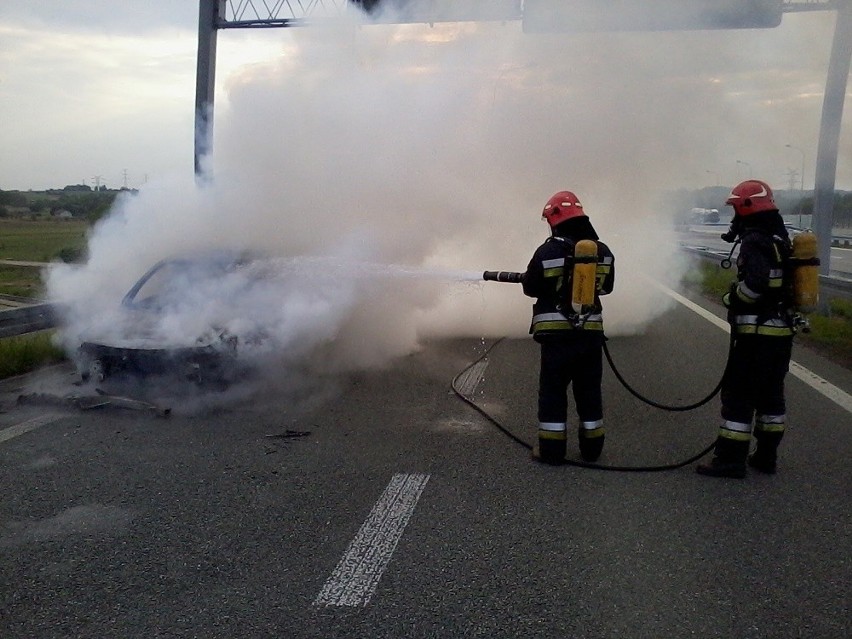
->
<box><xmin>45</xmin><ymin>2</ymin><xmax>843</xmax><ymax>403</ymax></box>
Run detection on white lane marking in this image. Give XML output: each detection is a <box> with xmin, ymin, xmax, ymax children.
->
<box><xmin>0</xmin><ymin>414</ymin><xmax>62</xmax><ymax>445</ymax></box>
<box><xmin>788</xmin><ymin>361</ymin><xmax>852</xmax><ymax>412</ymax></box>
<box><xmin>454</xmin><ymin>359</ymin><xmax>489</xmax><ymax>397</ymax></box>
<box><xmin>650</xmin><ymin>280</ymin><xmax>852</xmax><ymax>414</ymax></box>
<box><xmin>314</xmin><ymin>473</ymin><xmax>430</xmax><ymax>607</ymax></box>
<box><xmin>649</xmin><ymin>281</ymin><xmax>731</xmax><ymax>332</ymax></box>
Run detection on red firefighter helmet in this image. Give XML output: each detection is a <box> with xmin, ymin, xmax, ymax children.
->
<box><xmin>725</xmin><ymin>180</ymin><xmax>777</xmax><ymax>216</ymax></box>
<box><xmin>542</xmin><ymin>191</ymin><xmax>586</xmax><ymax>227</ymax></box>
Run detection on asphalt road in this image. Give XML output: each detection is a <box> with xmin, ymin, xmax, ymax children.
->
<box><xmin>1</xmin><ymin>291</ymin><xmax>850</xmax><ymax>638</ymax></box>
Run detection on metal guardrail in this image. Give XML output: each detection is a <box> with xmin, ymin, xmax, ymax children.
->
<box><xmin>0</xmin><ymin>303</ymin><xmax>59</xmax><ymax>339</ymax></box>
<box><xmin>819</xmin><ymin>273</ymin><xmax>852</xmax><ymax>299</ymax></box>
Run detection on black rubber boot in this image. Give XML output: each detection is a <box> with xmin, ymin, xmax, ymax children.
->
<box><xmin>535</xmin><ymin>438</ymin><xmax>566</xmax><ymax>465</ymax></box>
<box><xmin>578</xmin><ymin>429</ymin><xmax>605</xmax><ymax>462</ymax></box>
<box><xmin>696</xmin><ymin>438</ymin><xmax>749</xmax><ymax>479</ymax></box>
<box><xmin>748</xmin><ymin>430</ymin><xmax>783</xmax><ymax>474</ymax></box>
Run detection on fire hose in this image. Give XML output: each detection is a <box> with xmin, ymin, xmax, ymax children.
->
<box><xmin>458</xmin><ymin>271</ymin><xmax>737</xmax><ymax>471</ymax></box>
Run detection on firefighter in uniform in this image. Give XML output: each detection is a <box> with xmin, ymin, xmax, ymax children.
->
<box><xmin>697</xmin><ymin>179</ymin><xmax>794</xmax><ymax>478</ymax></box>
<box><xmin>522</xmin><ymin>191</ymin><xmax>615</xmax><ymax>464</ymax></box>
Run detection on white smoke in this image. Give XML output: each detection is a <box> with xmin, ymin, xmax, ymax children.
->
<box><xmin>44</xmin><ymin>2</ymin><xmax>841</xmax><ymax>402</ymax></box>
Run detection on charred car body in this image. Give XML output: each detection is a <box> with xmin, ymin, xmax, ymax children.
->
<box><xmin>75</xmin><ymin>252</ymin><xmax>264</xmax><ymax>388</ymax></box>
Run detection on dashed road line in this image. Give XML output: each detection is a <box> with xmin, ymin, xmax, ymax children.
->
<box><xmin>0</xmin><ymin>414</ymin><xmax>63</xmax><ymax>445</ymax></box>
<box><xmin>314</xmin><ymin>472</ymin><xmax>430</xmax><ymax>607</ymax></box>
<box><xmin>454</xmin><ymin>359</ymin><xmax>489</xmax><ymax>398</ymax></box>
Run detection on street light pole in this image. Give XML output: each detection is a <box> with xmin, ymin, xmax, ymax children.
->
<box><xmin>736</xmin><ymin>159</ymin><xmax>752</xmax><ymax>179</ymax></box>
<box><xmin>706</xmin><ymin>169</ymin><xmax>720</xmax><ymax>186</ymax></box>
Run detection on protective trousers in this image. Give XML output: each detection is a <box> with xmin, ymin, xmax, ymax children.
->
<box><xmin>715</xmin><ymin>334</ymin><xmax>793</xmax><ymax>465</ymax></box>
<box><xmin>537</xmin><ymin>334</ymin><xmax>604</xmax><ymax>463</ymax></box>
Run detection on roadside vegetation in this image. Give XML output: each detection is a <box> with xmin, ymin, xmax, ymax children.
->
<box><xmin>0</xmin><ymin>219</ymin><xmax>89</xmax><ymax>298</ymax></box>
<box><xmin>0</xmin><ymin>186</ymin><xmax>112</xmax><ymax>377</ymax></box>
<box><xmin>683</xmin><ymin>259</ymin><xmax>852</xmax><ymax>369</ymax></box>
<box><xmin>0</xmin><ymin>185</ymin><xmax>117</xmax><ymax>298</ymax></box>
<box><xmin>0</xmin><ymin>331</ymin><xmax>66</xmax><ymax>379</ymax></box>
<box><xmin>0</xmin><ymin>185</ymin><xmax>120</xmax><ymax>223</ymax></box>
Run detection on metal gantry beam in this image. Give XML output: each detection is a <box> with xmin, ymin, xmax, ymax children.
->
<box><xmin>219</xmin><ymin>0</ymin><xmax>353</xmax><ymax>28</ymax></box>
<box><xmin>213</xmin><ymin>1</ymin><xmax>841</xmax><ymax>27</ymax></box>
<box><xmin>197</xmin><ymin>1</ymin><xmax>840</xmax><ymax>173</ymax></box>
<box><xmin>218</xmin><ymin>0</ymin><xmax>522</xmax><ymax>28</ymax></box>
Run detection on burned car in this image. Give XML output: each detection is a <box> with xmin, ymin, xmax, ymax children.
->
<box><xmin>75</xmin><ymin>252</ymin><xmax>265</xmax><ymax>388</ymax></box>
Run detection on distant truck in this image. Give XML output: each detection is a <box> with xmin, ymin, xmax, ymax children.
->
<box><xmin>689</xmin><ymin>207</ymin><xmax>720</xmax><ymax>224</ymax></box>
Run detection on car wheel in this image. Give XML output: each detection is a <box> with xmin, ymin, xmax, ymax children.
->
<box><xmin>88</xmin><ymin>358</ymin><xmax>107</xmax><ymax>383</ymax></box>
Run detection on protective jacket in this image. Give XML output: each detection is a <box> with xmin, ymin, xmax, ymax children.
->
<box><xmin>522</xmin><ymin>236</ymin><xmax>615</xmax><ymax>338</ymax></box>
<box><xmin>727</xmin><ymin>225</ymin><xmax>794</xmax><ymax>337</ymax></box>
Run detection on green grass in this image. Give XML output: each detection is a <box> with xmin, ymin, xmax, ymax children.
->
<box><xmin>682</xmin><ymin>259</ymin><xmax>735</xmax><ymax>298</ymax></box>
<box><xmin>0</xmin><ymin>218</ymin><xmax>89</xmax><ymax>298</ymax></box>
<box><xmin>0</xmin><ymin>265</ymin><xmax>44</xmax><ymax>298</ymax></box>
<box><xmin>0</xmin><ymin>219</ymin><xmax>89</xmax><ymax>379</ymax></box>
<box><xmin>804</xmin><ymin>299</ymin><xmax>852</xmax><ymax>368</ymax></box>
<box><xmin>0</xmin><ymin>220</ymin><xmax>88</xmax><ymax>378</ymax></box>
<box><xmin>0</xmin><ymin>331</ymin><xmax>67</xmax><ymax>379</ymax></box>
<box><xmin>0</xmin><ymin>218</ymin><xmax>88</xmax><ymax>262</ymax></box>
<box><xmin>683</xmin><ymin>259</ymin><xmax>852</xmax><ymax>369</ymax></box>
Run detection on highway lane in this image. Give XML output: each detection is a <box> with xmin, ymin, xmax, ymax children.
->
<box><xmin>0</xmin><ymin>292</ymin><xmax>849</xmax><ymax>638</ymax></box>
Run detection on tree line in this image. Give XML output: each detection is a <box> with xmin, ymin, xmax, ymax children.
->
<box><xmin>0</xmin><ymin>185</ymin><xmax>128</xmax><ymax>223</ymax></box>
<box><xmin>5</xmin><ymin>185</ymin><xmax>852</xmax><ymax>228</ymax></box>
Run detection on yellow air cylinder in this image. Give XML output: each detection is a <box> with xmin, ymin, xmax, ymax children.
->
<box><xmin>571</xmin><ymin>239</ymin><xmax>598</xmax><ymax>313</ymax></box>
<box><xmin>791</xmin><ymin>231</ymin><xmax>820</xmax><ymax>313</ymax></box>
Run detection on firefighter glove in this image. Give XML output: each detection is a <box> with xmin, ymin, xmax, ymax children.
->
<box><xmin>723</xmin><ymin>282</ymin><xmax>738</xmax><ymax>308</ymax></box>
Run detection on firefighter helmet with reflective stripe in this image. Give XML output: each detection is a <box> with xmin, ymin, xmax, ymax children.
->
<box><xmin>542</xmin><ymin>191</ymin><xmax>585</xmax><ymax>227</ymax></box>
<box><xmin>726</xmin><ymin>180</ymin><xmax>777</xmax><ymax>216</ymax></box>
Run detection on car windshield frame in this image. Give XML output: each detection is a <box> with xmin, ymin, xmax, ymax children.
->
<box><xmin>120</xmin><ymin>253</ymin><xmax>253</xmax><ymax>310</ymax></box>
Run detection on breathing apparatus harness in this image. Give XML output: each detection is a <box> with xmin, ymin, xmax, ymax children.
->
<box><xmin>719</xmin><ymin>220</ymin><xmax>819</xmax><ymax>333</ymax></box>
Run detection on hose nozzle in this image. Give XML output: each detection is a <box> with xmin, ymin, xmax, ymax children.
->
<box><xmin>483</xmin><ymin>271</ymin><xmax>524</xmax><ymax>283</ymax></box>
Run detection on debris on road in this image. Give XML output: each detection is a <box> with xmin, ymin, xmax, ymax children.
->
<box><xmin>17</xmin><ymin>390</ymin><xmax>171</xmax><ymax>417</ymax></box>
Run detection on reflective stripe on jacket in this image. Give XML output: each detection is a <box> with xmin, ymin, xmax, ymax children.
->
<box><xmin>729</xmin><ymin>228</ymin><xmax>793</xmax><ymax>337</ymax></box>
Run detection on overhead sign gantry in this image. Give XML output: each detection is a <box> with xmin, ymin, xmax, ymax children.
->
<box><xmin>195</xmin><ymin>0</ymin><xmax>849</xmax><ymax>275</ymax></box>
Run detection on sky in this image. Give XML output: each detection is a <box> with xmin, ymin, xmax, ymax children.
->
<box><xmin>0</xmin><ymin>1</ymin><xmax>849</xmax><ymax>192</ymax></box>
<box><xmin>1</xmin><ymin>1</ymin><xmax>851</xmax><ymax>404</ymax></box>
